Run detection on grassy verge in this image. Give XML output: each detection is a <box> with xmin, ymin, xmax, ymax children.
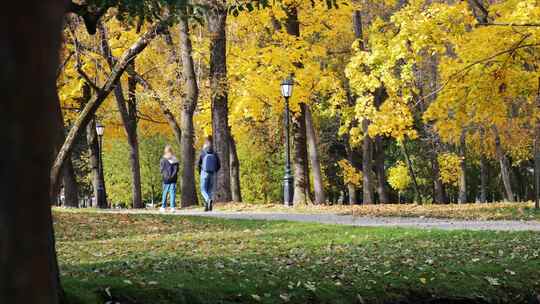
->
<box><xmin>55</xmin><ymin>209</ymin><xmax>540</xmax><ymax>304</ymax></box>
<box><xmin>210</xmin><ymin>202</ymin><xmax>540</xmax><ymax>221</ymax></box>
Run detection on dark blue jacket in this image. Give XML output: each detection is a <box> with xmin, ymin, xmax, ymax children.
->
<box><xmin>160</xmin><ymin>156</ymin><xmax>179</xmax><ymax>183</ymax></box>
<box><xmin>198</xmin><ymin>148</ymin><xmax>221</xmax><ymax>174</ymax></box>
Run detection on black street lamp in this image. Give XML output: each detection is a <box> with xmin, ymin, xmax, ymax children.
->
<box><xmin>95</xmin><ymin>122</ymin><xmax>107</xmax><ymax>208</ymax></box>
<box><xmin>281</xmin><ymin>76</ymin><xmax>294</xmax><ymax>206</ymax></box>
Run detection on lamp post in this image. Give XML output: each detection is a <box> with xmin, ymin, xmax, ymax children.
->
<box><xmin>95</xmin><ymin>122</ymin><xmax>107</xmax><ymax>208</ymax></box>
<box><xmin>281</xmin><ymin>76</ymin><xmax>294</xmax><ymax>206</ymax></box>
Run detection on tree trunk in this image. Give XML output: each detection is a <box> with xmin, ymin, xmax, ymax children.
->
<box><xmin>0</xmin><ymin>1</ymin><xmax>65</xmax><ymax>302</ymax></box>
<box><xmin>492</xmin><ymin>125</ymin><xmax>514</xmax><ymax>202</ymax></box>
<box><xmin>86</xmin><ymin>119</ymin><xmax>107</xmax><ymax>208</ymax></box>
<box><xmin>53</xmin><ymin>97</ymin><xmax>79</xmax><ymax>208</ymax></box>
<box><xmin>177</xmin><ymin>14</ymin><xmax>199</xmax><ymax>207</ymax></box>
<box><xmin>208</xmin><ymin>7</ymin><xmax>232</xmax><ymax>202</ymax></box>
<box><xmin>347</xmin><ymin>184</ymin><xmax>357</xmax><ymax>205</ymax></box>
<box><xmin>305</xmin><ymin>106</ymin><xmax>326</xmax><ymax>204</ymax></box>
<box><xmin>353</xmin><ymin>10</ymin><xmax>376</xmax><ymax>205</ymax></box>
<box><xmin>229</xmin><ymin>135</ymin><xmax>243</xmax><ymax>202</ymax></box>
<box><xmin>284</xmin><ymin>6</ymin><xmax>311</xmax><ymax>204</ymax></box>
<box><xmin>362</xmin><ymin>119</ymin><xmax>374</xmax><ymax>204</ymax></box>
<box><xmin>99</xmin><ymin>23</ymin><xmax>143</xmax><ymax>209</ymax></box>
<box><xmin>374</xmin><ymin>136</ymin><xmax>390</xmax><ymax>203</ymax></box>
<box><xmin>535</xmin><ymin>78</ymin><xmax>540</xmax><ymax>209</ymax></box>
<box><xmin>400</xmin><ymin>140</ymin><xmax>420</xmax><ymax>203</ymax></box>
<box><xmin>51</xmin><ymin>19</ymin><xmax>168</xmax><ymax>197</ymax></box>
<box><xmin>292</xmin><ymin>104</ymin><xmax>310</xmax><ymax>204</ymax></box>
<box><xmin>458</xmin><ymin>131</ymin><xmax>467</xmax><ymax>204</ymax></box>
<box><xmin>62</xmin><ymin>159</ymin><xmax>79</xmax><ymax>208</ymax></box>
<box><xmin>126</xmin><ymin>63</ymin><xmax>143</xmax><ymax>208</ymax></box>
<box><xmin>480</xmin><ymin>155</ymin><xmax>488</xmax><ymax>203</ymax></box>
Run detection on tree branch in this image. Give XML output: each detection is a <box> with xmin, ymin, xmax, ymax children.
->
<box><xmin>417</xmin><ymin>41</ymin><xmax>540</xmax><ymax>105</ymax></box>
<box><xmin>50</xmin><ymin>17</ymin><xmax>169</xmax><ymax>196</ymax></box>
<box><xmin>479</xmin><ymin>22</ymin><xmax>540</xmax><ymax>27</ymax></box>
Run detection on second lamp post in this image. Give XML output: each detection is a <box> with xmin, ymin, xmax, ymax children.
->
<box><xmin>96</xmin><ymin>122</ymin><xmax>107</xmax><ymax>208</ymax></box>
<box><xmin>281</xmin><ymin>77</ymin><xmax>294</xmax><ymax>206</ymax></box>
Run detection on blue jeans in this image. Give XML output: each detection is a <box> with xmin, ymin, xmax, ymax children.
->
<box><xmin>161</xmin><ymin>183</ymin><xmax>177</xmax><ymax>208</ymax></box>
<box><xmin>200</xmin><ymin>171</ymin><xmax>214</xmax><ymax>204</ymax></box>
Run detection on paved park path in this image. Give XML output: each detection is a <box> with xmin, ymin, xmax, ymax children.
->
<box><xmin>110</xmin><ymin>209</ymin><xmax>540</xmax><ymax>232</ymax></box>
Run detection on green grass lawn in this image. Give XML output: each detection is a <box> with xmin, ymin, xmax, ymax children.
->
<box><xmin>55</xmin><ymin>209</ymin><xmax>540</xmax><ymax>304</ymax></box>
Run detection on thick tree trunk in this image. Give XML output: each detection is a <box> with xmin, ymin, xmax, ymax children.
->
<box><xmin>229</xmin><ymin>135</ymin><xmax>243</xmax><ymax>202</ymax></box>
<box><xmin>126</xmin><ymin>63</ymin><xmax>143</xmax><ymax>208</ymax></box>
<box><xmin>374</xmin><ymin>136</ymin><xmax>390</xmax><ymax>203</ymax></box>
<box><xmin>178</xmin><ymin>14</ymin><xmax>199</xmax><ymax>207</ymax></box>
<box><xmin>0</xmin><ymin>2</ymin><xmax>65</xmax><ymax>303</ymax></box>
<box><xmin>53</xmin><ymin>98</ymin><xmax>79</xmax><ymax>208</ymax></box>
<box><xmin>353</xmin><ymin>10</ymin><xmax>377</xmax><ymax>205</ymax></box>
<box><xmin>86</xmin><ymin>119</ymin><xmax>107</xmax><ymax>208</ymax></box>
<box><xmin>180</xmin><ymin>110</ymin><xmax>197</xmax><ymax>206</ymax></box>
<box><xmin>305</xmin><ymin>106</ymin><xmax>326</xmax><ymax>204</ymax></box>
<box><xmin>99</xmin><ymin>23</ymin><xmax>143</xmax><ymax>208</ymax></box>
<box><xmin>535</xmin><ymin>79</ymin><xmax>540</xmax><ymax>209</ymax></box>
<box><xmin>458</xmin><ymin>131</ymin><xmax>467</xmax><ymax>204</ymax></box>
<box><xmin>284</xmin><ymin>6</ymin><xmax>311</xmax><ymax>204</ymax></box>
<box><xmin>362</xmin><ymin>120</ymin><xmax>374</xmax><ymax>204</ymax></box>
<box><xmin>51</xmin><ymin>19</ymin><xmax>167</xmax><ymax>196</ymax></box>
<box><xmin>347</xmin><ymin>184</ymin><xmax>357</xmax><ymax>205</ymax></box>
<box><xmin>492</xmin><ymin>125</ymin><xmax>514</xmax><ymax>202</ymax></box>
<box><xmin>208</xmin><ymin>8</ymin><xmax>232</xmax><ymax>202</ymax></box>
<box><xmin>62</xmin><ymin>160</ymin><xmax>79</xmax><ymax>208</ymax></box>
<box><xmin>479</xmin><ymin>155</ymin><xmax>488</xmax><ymax>203</ymax></box>
<box><xmin>292</xmin><ymin>104</ymin><xmax>310</xmax><ymax>204</ymax></box>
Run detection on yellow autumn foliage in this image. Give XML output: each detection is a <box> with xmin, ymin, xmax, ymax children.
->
<box><xmin>388</xmin><ymin>161</ymin><xmax>411</xmax><ymax>192</ymax></box>
<box><xmin>437</xmin><ymin>153</ymin><xmax>463</xmax><ymax>187</ymax></box>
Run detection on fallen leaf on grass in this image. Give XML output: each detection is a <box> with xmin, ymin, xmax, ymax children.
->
<box><xmin>485</xmin><ymin>276</ymin><xmax>500</xmax><ymax>286</ymax></box>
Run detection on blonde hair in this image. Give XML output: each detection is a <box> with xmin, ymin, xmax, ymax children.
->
<box><xmin>203</xmin><ymin>137</ymin><xmax>213</xmax><ymax>150</ymax></box>
<box><xmin>163</xmin><ymin>145</ymin><xmax>174</xmax><ymax>155</ymax></box>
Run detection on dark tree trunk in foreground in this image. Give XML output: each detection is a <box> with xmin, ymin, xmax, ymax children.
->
<box><xmin>0</xmin><ymin>2</ymin><xmax>65</xmax><ymax>303</ymax></box>
<box><xmin>178</xmin><ymin>14</ymin><xmax>199</xmax><ymax>207</ymax></box>
<box><xmin>208</xmin><ymin>7</ymin><xmax>232</xmax><ymax>202</ymax></box>
<box><xmin>458</xmin><ymin>131</ymin><xmax>467</xmax><ymax>204</ymax></box>
<box><xmin>86</xmin><ymin>118</ymin><xmax>107</xmax><ymax>208</ymax></box>
<box><xmin>492</xmin><ymin>125</ymin><xmax>514</xmax><ymax>202</ymax></box>
<box><xmin>51</xmin><ymin>19</ymin><xmax>167</xmax><ymax>201</ymax></box>
<box><xmin>305</xmin><ymin>106</ymin><xmax>326</xmax><ymax>204</ymax></box>
<box><xmin>292</xmin><ymin>104</ymin><xmax>310</xmax><ymax>204</ymax></box>
<box><xmin>535</xmin><ymin>78</ymin><xmax>540</xmax><ymax>209</ymax></box>
<box><xmin>99</xmin><ymin>23</ymin><xmax>143</xmax><ymax>208</ymax></box>
<box><xmin>229</xmin><ymin>135</ymin><xmax>243</xmax><ymax>202</ymax></box>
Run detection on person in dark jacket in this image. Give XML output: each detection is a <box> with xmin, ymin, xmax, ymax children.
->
<box><xmin>198</xmin><ymin>138</ymin><xmax>220</xmax><ymax>211</ymax></box>
<box><xmin>160</xmin><ymin>145</ymin><xmax>179</xmax><ymax>212</ymax></box>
